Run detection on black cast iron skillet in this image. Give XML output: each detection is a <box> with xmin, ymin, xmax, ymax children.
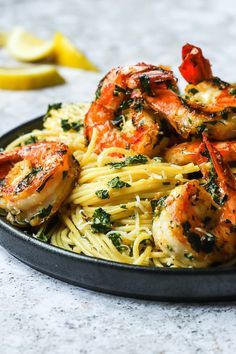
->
<box><xmin>0</xmin><ymin>117</ymin><xmax>236</xmax><ymax>302</ymax></box>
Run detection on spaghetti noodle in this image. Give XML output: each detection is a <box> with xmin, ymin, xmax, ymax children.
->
<box><xmin>5</xmin><ymin>103</ymin><xmax>200</xmax><ymax>267</ymax></box>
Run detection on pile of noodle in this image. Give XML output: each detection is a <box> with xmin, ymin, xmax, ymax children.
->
<box><xmin>6</xmin><ymin>103</ymin><xmax>214</xmax><ymax>268</ymax></box>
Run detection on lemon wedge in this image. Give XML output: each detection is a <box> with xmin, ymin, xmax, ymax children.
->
<box><xmin>0</xmin><ymin>65</ymin><xmax>65</xmax><ymax>90</ymax></box>
<box><xmin>7</xmin><ymin>27</ymin><xmax>54</xmax><ymax>62</ymax></box>
<box><xmin>53</xmin><ymin>32</ymin><xmax>99</xmax><ymax>71</ymax></box>
<box><xmin>0</xmin><ymin>32</ymin><xmax>8</xmax><ymax>47</ymax></box>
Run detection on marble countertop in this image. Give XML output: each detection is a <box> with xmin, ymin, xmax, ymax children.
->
<box><xmin>1</xmin><ymin>0</ymin><xmax>236</xmax><ymax>353</ymax></box>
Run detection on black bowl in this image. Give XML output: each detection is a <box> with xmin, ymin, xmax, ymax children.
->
<box><xmin>0</xmin><ymin>117</ymin><xmax>236</xmax><ymax>302</ymax></box>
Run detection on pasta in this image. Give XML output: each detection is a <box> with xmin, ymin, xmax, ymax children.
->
<box><xmin>2</xmin><ymin>48</ymin><xmax>236</xmax><ymax>269</ymax></box>
<box><xmin>5</xmin><ymin>103</ymin><xmax>201</xmax><ymax>267</ymax></box>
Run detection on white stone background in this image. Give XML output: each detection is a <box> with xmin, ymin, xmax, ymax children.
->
<box><xmin>0</xmin><ymin>0</ymin><xmax>236</xmax><ymax>353</ymax></box>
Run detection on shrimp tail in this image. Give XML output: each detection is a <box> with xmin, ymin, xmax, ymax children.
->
<box><xmin>199</xmin><ymin>134</ymin><xmax>236</xmax><ymax>192</ymax></box>
<box><xmin>0</xmin><ymin>149</ymin><xmax>21</xmax><ymax>164</ymax></box>
<box><xmin>0</xmin><ymin>149</ymin><xmax>22</xmax><ymax>180</ymax></box>
<box><xmin>179</xmin><ymin>43</ymin><xmax>213</xmax><ymax>84</ymax></box>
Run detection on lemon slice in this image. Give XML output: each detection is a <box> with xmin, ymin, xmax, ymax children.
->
<box><xmin>53</xmin><ymin>32</ymin><xmax>99</xmax><ymax>71</ymax></box>
<box><xmin>7</xmin><ymin>27</ymin><xmax>54</xmax><ymax>62</ymax></box>
<box><xmin>0</xmin><ymin>65</ymin><xmax>65</xmax><ymax>90</ymax></box>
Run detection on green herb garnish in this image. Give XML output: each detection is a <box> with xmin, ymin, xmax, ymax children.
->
<box><xmin>188</xmin><ymin>88</ymin><xmax>199</xmax><ymax>95</ymax></box>
<box><xmin>229</xmin><ymin>88</ymin><xmax>236</xmax><ymax>96</ymax></box>
<box><xmin>120</xmin><ymin>204</ymin><xmax>127</xmax><ymax>209</ymax></box>
<box><xmin>37</xmin><ymin>205</ymin><xmax>53</xmax><ymax>219</ymax></box>
<box><xmin>61</xmin><ymin>119</ymin><xmax>84</xmax><ymax>132</ymax></box>
<box><xmin>113</xmin><ymin>85</ymin><xmax>126</xmax><ymax>96</ymax></box>
<box><xmin>182</xmin><ymin>221</ymin><xmax>216</xmax><ymax>253</ymax></box>
<box><xmin>95</xmin><ymin>189</ymin><xmax>110</xmax><ymax>199</ymax></box>
<box><xmin>139</xmin><ymin>74</ymin><xmax>152</xmax><ymax>96</ymax></box>
<box><xmin>111</xmin><ymin>114</ymin><xmax>125</xmax><ymax>131</ymax></box>
<box><xmin>151</xmin><ymin>196</ymin><xmax>167</xmax><ymax>213</ymax></box>
<box><xmin>108</xmin><ymin>232</ymin><xmax>124</xmax><ymax>251</ymax></box>
<box><xmin>37</xmin><ymin>232</ymin><xmax>50</xmax><ymax>243</ymax></box>
<box><xmin>44</xmin><ymin>103</ymin><xmax>62</xmax><ymax>119</ymax></box>
<box><xmin>15</xmin><ymin>167</ymin><xmax>43</xmax><ymax>193</ymax></box>
<box><xmin>108</xmin><ymin>176</ymin><xmax>131</xmax><ymax>189</ymax></box>
<box><xmin>91</xmin><ymin>208</ymin><xmax>112</xmax><ymax>234</ymax></box>
<box><xmin>95</xmin><ymin>77</ymin><xmax>105</xmax><ymax>100</ymax></box>
<box><xmin>184</xmin><ymin>252</ymin><xmax>194</xmax><ymax>260</ymax></box>
<box><xmin>125</xmin><ymin>155</ymin><xmax>148</xmax><ymax>165</ymax></box>
<box><xmin>109</xmin><ymin>154</ymin><xmax>148</xmax><ymax>169</ymax></box>
<box><xmin>62</xmin><ymin>171</ymin><xmax>68</xmax><ymax>179</ymax></box>
<box><xmin>36</xmin><ymin>176</ymin><xmax>51</xmax><ymax>193</ymax></box>
<box><xmin>24</xmin><ymin>136</ymin><xmax>38</xmax><ymax>145</ymax></box>
<box><xmin>153</xmin><ymin>156</ymin><xmax>164</xmax><ymax>162</ymax></box>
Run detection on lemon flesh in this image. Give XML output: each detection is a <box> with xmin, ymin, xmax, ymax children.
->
<box><xmin>53</xmin><ymin>32</ymin><xmax>99</xmax><ymax>71</ymax></box>
<box><xmin>0</xmin><ymin>65</ymin><xmax>65</xmax><ymax>90</ymax></box>
<box><xmin>7</xmin><ymin>27</ymin><xmax>54</xmax><ymax>62</ymax></box>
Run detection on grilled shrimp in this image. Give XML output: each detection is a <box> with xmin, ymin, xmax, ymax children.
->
<box><xmin>0</xmin><ymin>142</ymin><xmax>78</xmax><ymax>226</ymax></box>
<box><xmin>145</xmin><ymin>44</ymin><xmax>236</xmax><ymax>140</ymax></box>
<box><xmin>165</xmin><ymin>140</ymin><xmax>236</xmax><ymax>165</ymax></box>
<box><xmin>85</xmin><ymin>63</ymin><xmax>177</xmax><ymax>157</ymax></box>
<box><xmin>152</xmin><ymin>135</ymin><xmax>236</xmax><ymax>267</ymax></box>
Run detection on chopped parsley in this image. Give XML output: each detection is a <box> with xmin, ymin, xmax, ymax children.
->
<box><xmin>36</xmin><ymin>176</ymin><xmax>51</xmax><ymax>193</ymax></box>
<box><xmin>182</xmin><ymin>221</ymin><xmax>216</xmax><ymax>253</ymax></box>
<box><xmin>37</xmin><ymin>231</ymin><xmax>50</xmax><ymax>243</ymax></box>
<box><xmin>108</xmin><ymin>176</ymin><xmax>131</xmax><ymax>189</ymax></box>
<box><xmin>95</xmin><ymin>189</ymin><xmax>110</xmax><ymax>199</ymax></box>
<box><xmin>132</xmin><ymin>97</ymin><xmax>144</xmax><ymax>112</ymax></box>
<box><xmin>151</xmin><ymin>196</ymin><xmax>167</xmax><ymax>213</ymax></box>
<box><xmin>44</xmin><ymin>103</ymin><xmax>62</xmax><ymax>119</ymax></box>
<box><xmin>37</xmin><ymin>205</ymin><xmax>53</xmax><ymax>219</ymax></box>
<box><xmin>167</xmin><ymin>245</ymin><xmax>173</xmax><ymax>252</ymax></box>
<box><xmin>109</xmin><ymin>154</ymin><xmax>148</xmax><ymax>169</ymax></box>
<box><xmin>62</xmin><ymin>171</ymin><xmax>68</xmax><ymax>179</ymax></box>
<box><xmin>108</xmin><ymin>232</ymin><xmax>124</xmax><ymax>251</ymax></box>
<box><xmin>188</xmin><ymin>88</ymin><xmax>199</xmax><ymax>95</ymax></box>
<box><xmin>113</xmin><ymin>85</ymin><xmax>126</xmax><ymax>96</ymax></box>
<box><xmin>153</xmin><ymin>156</ymin><xmax>165</xmax><ymax>162</ymax></box>
<box><xmin>184</xmin><ymin>252</ymin><xmax>194</xmax><ymax>260</ymax></box>
<box><xmin>111</xmin><ymin>114</ymin><xmax>125</xmax><ymax>131</ymax></box>
<box><xmin>229</xmin><ymin>88</ymin><xmax>236</xmax><ymax>96</ymax></box>
<box><xmin>202</xmin><ymin>150</ymin><xmax>226</xmax><ymax>205</ymax></box>
<box><xmin>139</xmin><ymin>74</ymin><xmax>153</xmax><ymax>96</ymax></box>
<box><xmin>95</xmin><ymin>77</ymin><xmax>105</xmax><ymax>100</ymax></box>
<box><xmin>61</xmin><ymin>119</ymin><xmax>84</xmax><ymax>132</ymax></box>
<box><xmin>15</xmin><ymin>167</ymin><xmax>43</xmax><ymax>193</ymax></box>
<box><xmin>125</xmin><ymin>155</ymin><xmax>148</xmax><ymax>165</ymax></box>
<box><xmin>91</xmin><ymin>208</ymin><xmax>112</xmax><ymax>234</ymax></box>
<box><xmin>24</xmin><ymin>136</ymin><xmax>38</xmax><ymax>145</ymax></box>
<box><xmin>120</xmin><ymin>204</ymin><xmax>127</xmax><ymax>209</ymax></box>
<box><xmin>108</xmin><ymin>161</ymin><xmax>126</xmax><ymax>169</ymax></box>
<box><xmin>196</xmin><ymin>123</ymin><xmax>207</xmax><ymax>136</ymax></box>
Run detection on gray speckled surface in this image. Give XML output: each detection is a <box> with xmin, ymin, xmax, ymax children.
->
<box><xmin>1</xmin><ymin>0</ymin><xmax>236</xmax><ymax>353</ymax></box>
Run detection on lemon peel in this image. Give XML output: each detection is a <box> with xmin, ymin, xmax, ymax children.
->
<box><xmin>53</xmin><ymin>32</ymin><xmax>99</xmax><ymax>72</ymax></box>
<box><xmin>0</xmin><ymin>65</ymin><xmax>65</xmax><ymax>90</ymax></box>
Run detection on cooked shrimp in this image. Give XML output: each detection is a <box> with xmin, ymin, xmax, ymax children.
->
<box><xmin>0</xmin><ymin>142</ymin><xmax>78</xmax><ymax>226</ymax></box>
<box><xmin>85</xmin><ymin>63</ymin><xmax>177</xmax><ymax>157</ymax></box>
<box><xmin>165</xmin><ymin>140</ymin><xmax>236</xmax><ymax>165</ymax></box>
<box><xmin>152</xmin><ymin>136</ymin><xmax>236</xmax><ymax>267</ymax></box>
<box><xmin>145</xmin><ymin>44</ymin><xmax>236</xmax><ymax>140</ymax></box>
